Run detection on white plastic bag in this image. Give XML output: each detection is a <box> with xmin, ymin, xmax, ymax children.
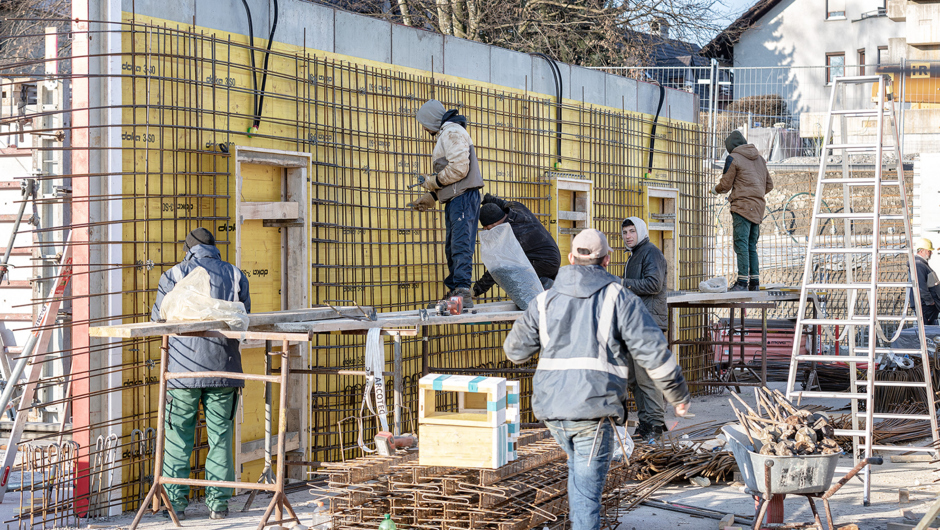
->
<box><xmin>699</xmin><ymin>276</ymin><xmax>729</xmax><ymax>293</ymax></box>
<box><xmin>479</xmin><ymin>223</ymin><xmax>543</xmax><ymax>311</ymax></box>
<box><xmin>612</xmin><ymin>426</ymin><xmax>635</xmax><ymax>461</ymax></box>
<box><xmin>160</xmin><ymin>267</ymin><xmax>249</xmax><ymax>331</ymax></box>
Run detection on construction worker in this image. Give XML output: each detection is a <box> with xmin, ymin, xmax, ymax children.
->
<box><xmin>710</xmin><ymin>130</ymin><xmax>774</xmax><ymax>292</ymax></box>
<box><xmin>150</xmin><ymin>228</ymin><xmax>250</xmax><ymax>520</ymax></box>
<box><xmin>915</xmin><ymin>238</ymin><xmax>940</xmax><ymax>326</ymax></box>
<box><xmin>472</xmin><ymin>193</ymin><xmax>560</xmax><ymax>298</ymax></box>
<box><xmin>620</xmin><ymin>217</ymin><xmax>668</xmax><ymax>442</ymax></box>
<box><xmin>408</xmin><ymin>99</ymin><xmax>484</xmax><ymax>308</ymax></box>
<box><xmin>503</xmin><ymin>229</ymin><xmax>690</xmax><ymax>530</ymax></box>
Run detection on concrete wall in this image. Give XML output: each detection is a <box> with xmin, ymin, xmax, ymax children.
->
<box><xmin>733</xmin><ymin>0</ymin><xmax>904</xmax><ymax>114</ymax></box>
<box><xmin>120</xmin><ymin>0</ymin><xmax>698</xmax><ymax>123</ymax></box>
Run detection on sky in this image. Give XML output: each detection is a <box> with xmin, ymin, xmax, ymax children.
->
<box><xmin>713</xmin><ymin>0</ymin><xmax>758</xmax><ymax>31</ymax></box>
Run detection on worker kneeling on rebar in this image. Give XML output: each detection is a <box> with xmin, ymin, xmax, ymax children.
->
<box><xmin>408</xmin><ymin>99</ymin><xmax>484</xmax><ymax>308</ymax></box>
<box><xmin>710</xmin><ymin>131</ymin><xmax>774</xmax><ymax>292</ymax></box>
<box><xmin>503</xmin><ymin>229</ymin><xmax>690</xmax><ymax>530</ymax></box>
<box><xmin>150</xmin><ymin>228</ymin><xmax>251</xmax><ymax>521</ymax></box>
<box><xmin>472</xmin><ymin>193</ymin><xmax>560</xmax><ymax>298</ymax></box>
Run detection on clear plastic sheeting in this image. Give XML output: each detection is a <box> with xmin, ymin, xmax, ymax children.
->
<box><xmin>479</xmin><ymin>224</ymin><xmax>543</xmax><ymax>311</ymax></box>
<box><xmin>699</xmin><ymin>277</ymin><xmax>729</xmax><ymax>293</ymax></box>
<box><xmin>159</xmin><ymin>267</ymin><xmax>249</xmax><ymax>330</ymax></box>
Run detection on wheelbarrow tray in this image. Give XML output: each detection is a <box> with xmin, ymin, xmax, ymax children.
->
<box><xmin>723</xmin><ymin>424</ymin><xmax>842</xmax><ymax>495</ymax></box>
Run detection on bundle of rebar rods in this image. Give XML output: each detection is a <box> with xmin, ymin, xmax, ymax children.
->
<box><xmin>728</xmin><ymin>388</ymin><xmax>841</xmax><ymax>456</ymax></box>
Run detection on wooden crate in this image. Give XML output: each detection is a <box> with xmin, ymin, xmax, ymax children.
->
<box><xmin>419</xmin><ymin>423</ymin><xmax>510</xmax><ymax>469</ymax></box>
<box><xmin>418</xmin><ymin>374</ymin><xmax>506</xmax><ymax>427</ymax></box>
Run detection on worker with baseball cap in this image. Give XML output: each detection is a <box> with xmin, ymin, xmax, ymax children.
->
<box><xmin>503</xmin><ymin>228</ymin><xmax>691</xmax><ymax>530</ymax></box>
<box><xmin>915</xmin><ymin>237</ymin><xmax>940</xmax><ymax>326</ymax></box>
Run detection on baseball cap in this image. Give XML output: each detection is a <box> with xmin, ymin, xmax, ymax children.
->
<box><xmin>571</xmin><ymin>229</ymin><xmax>612</xmax><ymax>259</ymax></box>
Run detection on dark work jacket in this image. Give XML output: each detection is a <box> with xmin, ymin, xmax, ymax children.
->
<box><xmin>474</xmin><ymin>196</ymin><xmax>561</xmax><ymax>296</ymax></box>
<box><xmin>916</xmin><ymin>255</ymin><xmax>940</xmax><ymax>307</ymax></box>
<box><xmin>622</xmin><ymin>238</ymin><xmax>668</xmax><ymax>330</ymax></box>
<box><xmin>151</xmin><ymin>245</ymin><xmax>251</xmax><ymax>389</ymax></box>
<box><xmin>503</xmin><ymin>265</ymin><xmax>690</xmax><ymax>424</ymax></box>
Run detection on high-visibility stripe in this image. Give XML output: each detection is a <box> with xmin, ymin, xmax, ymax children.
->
<box><xmin>646</xmin><ymin>355</ymin><xmax>678</xmax><ymax>380</ymax></box>
<box><xmin>596</xmin><ymin>284</ymin><xmax>621</xmax><ymax>356</ymax></box>
<box><xmin>536</xmin><ymin>291</ymin><xmax>550</xmax><ymax>348</ymax></box>
<box><xmin>537</xmin><ymin>357</ymin><xmax>629</xmax><ymax>379</ymax></box>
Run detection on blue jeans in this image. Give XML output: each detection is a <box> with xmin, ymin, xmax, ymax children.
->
<box><xmin>732</xmin><ymin>212</ymin><xmax>760</xmax><ymax>282</ymax></box>
<box><xmin>443</xmin><ymin>189</ymin><xmax>480</xmax><ymax>291</ymax></box>
<box><xmin>545</xmin><ymin>419</ymin><xmax>613</xmax><ymax>530</ymax></box>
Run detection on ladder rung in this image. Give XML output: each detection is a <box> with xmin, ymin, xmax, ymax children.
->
<box><xmin>809</xmin><ymin>248</ymin><xmax>906</xmax><ymax>254</ymax></box>
<box><xmin>803</xmin><ymin>282</ymin><xmax>913</xmax><ymax>289</ymax></box>
<box><xmin>830</xmin><ymin>109</ymin><xmax>881</xmax><ymax>117</ymax></box>
<box><xmin>826</xmin><ymin>143</ymin><xmax>879</xmax><ymax>151</ymax></box>
<box><xmin>871</xmin><ymin>413</ymin><xmax>934</xmax><ymax>421</ymax></box>
<box><xmin>819</xmin><ymin>178</ymin><xmax>900</xmax><ymax>186</ymax></box>
<box><xmin>792</xmin><ymin>391</ymin><xmax>869</xmax><ymax>400</ymax></box>
<box><xmin>800</xmin><ymin>319</ymin><xmax>872</xmax><ymax>326</ymax></box>
<box><xmin>815</xmin><ymin>213</ymin><xmax>903</xmax><ymax>220</ymax></box>
<box><xmin>848</xmin><ymin>347</ymin><xmax>925</xmax><ymax>355</ymax></box>
<box><xmin>834</xmin><ymin>429</ymin><xmax>868</xmax><ymax>437</ymax></box>
<box><xmin>869</xmin><ymin>381</ymin><xmax>929</xmax><ymax>388</ymax></box>
<box><xmin>870</xmin><ymin>445</ymin><xmax>936</xmax><ymax>453</ymax></box>
<box><xmin>794</xmin><ymin>355</ymin><xmax>870</xmax><ymax>363</ymax></box>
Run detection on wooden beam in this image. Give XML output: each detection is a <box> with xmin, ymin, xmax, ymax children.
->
<box><xmin>238</xmin><ymin>431</ymin><xmax>300</xmax><ymax>465</ymax></box>
<box><xmin>237</xmin><ymin>151</ymin><xmax>308</xmax><ymax>168</ymax></box>
<box><xmin>239</xmin><ymin>201</ymin><xmax>299</xmax><ymax>221</ymax></box>
<box><xmin>557</xmin><ymin>211</ymin><xmax>588</xmax><ymax>222</ymax></box>
<box><xmin>667</xmin><ymin>290</ymin><xmax>801</xmax><ymax>305</ymax></box>
<box><xmin>274</xmin><ymin>309</ymin><xmax>522</xmax><ymax>334</ymax></box>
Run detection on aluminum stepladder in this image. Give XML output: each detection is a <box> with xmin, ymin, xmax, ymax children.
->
<box><xmin>784</xmin><ymin>75</ymin><xmax>939</xmax><ymax>505</ymax></box>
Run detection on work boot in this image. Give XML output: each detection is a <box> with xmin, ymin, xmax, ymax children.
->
<box><xmin>209</xmin><ymin>508</ymin><xmax>229</xmax><ymax>520</ymax></box>
<box><xmin>162</xmin><ymin>510</ymin><xmax>186</xmax><ymax>521</ymax></box>
<box><xmin>452</xmin><ymin>287</ymin><xmax>473</xmax><ymax>309</ymax></box>
<box><xmin>748</xmin><ymin>278</ymin><xmax>760</xmax><ymax>292</ymax></box>
<box><xmin>728</xmin><ymin>280</ymin><xmax>749</xmax><ymax>292</ymax></box>
<box><xmin>633</xmin><ymin>423</ymin><xmax>665</xmax><ymax>444</ymax></box>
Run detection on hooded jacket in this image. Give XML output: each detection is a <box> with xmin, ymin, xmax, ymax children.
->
<box><xmin>621</xmin><ymin>217</ymin><xmax>668</xmax><ymax>330</ymax></box>
<box><xmin>716</xmin><ymin>138</ymin><xmax>774</xmax><ymax>225</ymax></box>
<box><xmin>416</xmin><ymin>104</ymin><xmax>484</xmax><ymax>203</ymax></box>
<box><xmin>151</xmin><ymin>244</ymin><xmax>251</xmax><ymax>389</ymax></box>
<box><xmin>916</xmin><ymin>255</ymin><xmax>940</xmax><ymax>307</ymax></box>
<box><xmin>473</xmin><ymin>195</ymin><xmax>560</xmax><ymax>296</ymax></box>
<box><xmin>503</xmin><ymin>264</ymin><xmax>690</xmax><ymax>424</ymax></box>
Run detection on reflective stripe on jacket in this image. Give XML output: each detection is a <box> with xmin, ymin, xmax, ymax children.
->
<box><xmin>503</xmin><ymin>264</ymin><xmax>689</xmax><ymax>424</ymax></box>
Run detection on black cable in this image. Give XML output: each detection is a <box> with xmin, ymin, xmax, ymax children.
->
<box><xmin>254</xmin><ymin>0</ymin><xmax>279</xmax><ymax>129</ymax></box>
<box><xmin>531</xmin><ymin>53</ymin><xmax>563</xmax><ymax>167</ymax></box>
<box><xmin>239</xmin><ymin>0</ymin><xmax>259</xmax><ymax>131</ymax></box>
<box><xmin>646</xmin><ymin>80</ymin><xmax>666</xmax><ymax>177</ymax></box>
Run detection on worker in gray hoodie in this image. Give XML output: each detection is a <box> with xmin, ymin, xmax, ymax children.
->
<box><xmin>621</xmin><ymin>217</ymin><xmax>668</xmax><ymax>441</ymax></box>
<box><xmin>408</xmin><ymin>99</ymin><xmax>484</xmax><ymax>307</ymax></box>
<box><xmin>711</xmin><ymin>130</ymin><xmax>774</xmax><ymax>292</ymax></box>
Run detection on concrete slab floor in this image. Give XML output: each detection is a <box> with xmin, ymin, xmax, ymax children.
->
<box><xmin>38</xmin><ymin>382</ymin><xmax>940</xmax><ymax>530</ymax></box>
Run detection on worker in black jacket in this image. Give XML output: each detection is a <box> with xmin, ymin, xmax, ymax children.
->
<box><xmin>621</xmin><ymin>217</ymin><xmax>669</xmax><ymax>442</ymax></box>
<box><xmin>915</xmin><ymin>237</ymin><xmax>940</xmax><ymax>326</ymax></box>
<box><xmin>472</xmin><ymin>194</ymin><xmax>560</xmax><ymax>298</ymax></box>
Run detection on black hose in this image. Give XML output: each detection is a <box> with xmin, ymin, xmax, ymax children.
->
<box><xmin>531</xmin><ymin>53</ymin><xmax>563</xmax><ymax>167</ymax></box>
<box><xmin>254</xmin><ymin>0</ymin><xmax>279</xmax><ymax>129</ymax></box>
<box><xmin>646</xmin><ymin>81</ymin><xmax>666</xmax><ymax>177</ymax></box>
<box><xmin>239</xmin><ymin>0</ymin><xmax>259</xmax><ymax>129</ymax></box>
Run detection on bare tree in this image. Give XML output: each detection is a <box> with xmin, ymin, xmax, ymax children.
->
<box><xmin>316</xmin><ymin>0</ymin><xmax>726</xmax><ymax>67</ymax></box>
<box><xmin>0</xmin><ymin>0</ymin><xmax>72</xmax><ymax>76</ymax></box>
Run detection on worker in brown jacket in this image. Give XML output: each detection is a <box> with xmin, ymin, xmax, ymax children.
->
<box><xmin>710</xmin><ymin>131</ymin><xmax>774</xmax><ymax>292</ymax></box>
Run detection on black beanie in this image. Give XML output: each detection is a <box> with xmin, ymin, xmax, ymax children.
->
<box><xmin>184</xmin><ymin>227</ymin><xmax>216</xmax><ymax>252</ymax></box>
<box><xmin>725</xmin><ymin>130</ymin><xmax>747</xmax><ymax>154</ymax></box>
<box><xmin>479</xmin><ymin>204</ymin><xmax>506</xmax><ymax>227</ymax></box>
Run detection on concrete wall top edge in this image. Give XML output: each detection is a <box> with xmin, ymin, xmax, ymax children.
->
<box><xmin>116</xmin><ymin>0</ymin><xmax>697</xmax><ymax>121</ymax></box>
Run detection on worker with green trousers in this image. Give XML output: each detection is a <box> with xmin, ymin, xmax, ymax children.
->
<box><xmin>408</xmin><ymin>99</ymin><xmax>484</xmax><ymax>308</ymax></box>
<box><xmin>710</xmin><ymin>131</ymin><xmax>774</xmax><ymax>292</ymax></box>
<box><xmin>150</xmin><ymin>227</ymin><xmax>251</xmax><ymax>521</ymax></box>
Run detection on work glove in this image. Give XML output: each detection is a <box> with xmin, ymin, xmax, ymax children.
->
<box><xmin>482</xmin><ymin>193</ymin><xmax>497</xmax><ymax>204</ymax></box>
<box><xmin>708</xmin><ymin>185</ymin><xmax>720</xmax><ymax>195</ymax></box>
<box><xmin>420</xmin><ymin>174</ymin><xmax>441</xmax><ymax>192</ymax></box>
<box><xmin>407</xmin><ymin>193</ymin><xmax>436</xmax><ymax>212</ymax></box>
<box><xmin>471</xmin><ymin>283</ymin><xmax>484</xmax><ymax>298</ymax></box>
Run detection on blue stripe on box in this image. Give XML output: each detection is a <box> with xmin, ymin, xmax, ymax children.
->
<box><xmin>468</xmin><ymin>376</ymin><xmax>487</xmax><ymax>393</ymax></box>
<box><xmin>432</xmin><ymin>374</ymin><xmax>451</xmax><ymax>390</ymax></box>
<box><xmin>487</xmin><ymin>396</ymin><xmax>506</xmax><ymax>412</ymax></box>
<box><xmin>508</xmin><ymin>423</ymin><xmax>518</xmax><ymax>434</ymax></box>
<box><xmin>507</xmin><ymin>393</ymin><xmax>519</xmax><ymax>405</ymax></box>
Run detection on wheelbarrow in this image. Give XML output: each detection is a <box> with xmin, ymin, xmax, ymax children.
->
<box><xmin>723</xmin><ymin>424</ymin><xmax>882</xmax><ymax>530</ymax></box>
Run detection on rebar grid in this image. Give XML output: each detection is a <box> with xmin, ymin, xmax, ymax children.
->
<box><xmin>1</xmin><ymin>15</ymin><xmax>710</xmax><ymax>524</ymax></box>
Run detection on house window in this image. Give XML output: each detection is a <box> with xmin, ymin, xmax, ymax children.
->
<box><xmin>858</xmin><ymin>49</ymin><xmax>866</xmax><ymax>75</ymax></box>
<box><xmin>827</xmin><ymin>0</ymin><xmax>846</xmax><ymax>18</ymax></box>
<box><xmin>877</xmin><ymin>46</ymin><xmax>888</xmax><ymax>66</ymax></box>
<box><xmin>827</xmin><ymin>53</ymin><xmax>845</xmax><ymax>83</ymax></box>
